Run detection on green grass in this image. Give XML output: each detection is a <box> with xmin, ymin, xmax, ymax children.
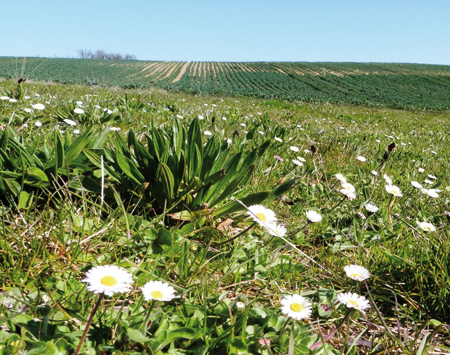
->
<box><xmin>0</xmin><ymin>79</ymin><xmax>449</xmax><ymax>354</ymax></box>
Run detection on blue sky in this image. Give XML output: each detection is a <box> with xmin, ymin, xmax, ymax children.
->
<box><xmin>2</xmin><ymin>0</ymin><xmax>449</xmax><ymax>65</ymax></box>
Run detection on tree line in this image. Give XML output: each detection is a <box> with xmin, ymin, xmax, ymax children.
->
<box><xmin>77</xmin><ymin>49</ymin><xmax>136</xmax><ymax>60</ymax></box>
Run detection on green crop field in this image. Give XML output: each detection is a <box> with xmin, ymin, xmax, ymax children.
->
<box><xmin>1</xmin><ymin>57</ymin><xmax>450</xmax><ymax>109</ymax></box>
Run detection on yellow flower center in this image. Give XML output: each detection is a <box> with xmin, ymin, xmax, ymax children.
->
<box><xmin>290</xmin><ymin>302</ymin><xmax>304</xmax><ymax>313</ymax></box>
<box><xmin>351</xmin><ymin>273</ymin><xmax>362</xmax><ymax>279</ymax></box>
<box><xmin>256</xmin><ymin>212</ymin><xmax>267</xmax><ymax>222</ymax></box>
<box><xmin>151</xmin><ymin>290</ymin><xmax>164</xmax><ymax>300</ymax></box>
<box><xmin>100</xmin><ymin>276</ymin><xmax>118</xmax><ymax>287</ymax></box>
<box><xmin>349</xmin><ymin>299</ymin><xmax>358</xmax><ymax>307</ymax></box>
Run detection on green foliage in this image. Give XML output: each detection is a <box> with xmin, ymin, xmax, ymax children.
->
<box><xmin>84</xmin><ymin>117</ymin><xmax>272</xmax><ymax>215</ymax></box>
<box><xmin>0</xmin><ymin>80</ymin><xmax>449</xmax><ymax>354</ymax></box>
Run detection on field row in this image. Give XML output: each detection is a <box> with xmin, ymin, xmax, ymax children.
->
<box><xmin>1</xmin><ymin>57</ymin><xmax>450</xmax><ymax>109</ymax></box>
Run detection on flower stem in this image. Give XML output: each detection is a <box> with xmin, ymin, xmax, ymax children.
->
<box><xmin>142</xmin><ymin>300</ymin><xmax>156</xmax><ymax>335</ymax></box>
<box><xmin>74</xmin><ymin>294</ymin><xmax>104</xmax><ymax>355</ymax></box>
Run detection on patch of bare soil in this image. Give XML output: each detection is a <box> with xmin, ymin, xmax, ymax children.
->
<box><xmin>172</xmin><ymin>62</ymin><xmax>190</xmax><ymax>83</ymax></box>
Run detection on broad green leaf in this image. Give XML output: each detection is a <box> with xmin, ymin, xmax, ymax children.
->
<box><xmin>26</xmin><ymin>167</ymin><xmax>49</xmax><ymax>182</ymax></box>
<box><xmin>127</xmin><ymin>328</ymin><xmax>152</xmax><ymax>343</ymax></box>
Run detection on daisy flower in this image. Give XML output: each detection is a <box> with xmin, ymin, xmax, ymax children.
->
<box><xmin>83</xmin><ymin>265</ymin><xmax>133</xmax><ymax>297</ymax></box>
<box><xmin>410</xmin><ymin>181</ymin><xmax>423</xmax><ymax>189</ymax></box>
<box><xmin>422</xmin><ymin>188</ymin><xmax>439</xmax><ymax>198</ymax></box>
<box><xmin>289</xmin><ymin>146</ymin><xmax>300</xmax><ymax>152</ymax></box>
<box><xmin>246</xmin><ymin>205</ymin><xmax>277</xmax><ymax>227</ymax></box>
<box><xmin>335</xmin><ymin>174</ymin><xmax>347</xmax><ymax>183</ymax></box>
<box><xmin>337</xmin><ymin>292</ymin><xmax>370</xmax><ymax>311</ymax></box>
<box><xmin>364</xmin><ymin>202</ymin><xmax>379</xmax><ymax>213</ymax></box>
<box><xmin>371</xmin><ymin>170</ymin><xmax>378</xmax><ymax>176</ymax></box>
<box><xmin>344</xmin><ymin>265</ymin><xmax>371</xmax><ymax>281</ymax></box>
<box><xmin>266</xmin><ymin>223</ymin><xmax>287</xmax><ymax>237</ymax></box>
<box><xmin>383</xmin><ymin>174</ymin><xmax>393</xmax><ymax>185</ymax></box>
<box><xmin>385</xmin><ymin>185</ymin><xmax>403</xmax><ymax>197</ymax></box>
<box><xmin>280</xmin><ymin>294</ymin><xmax>312</xmax><ymax>320</ymax></box>
<box><xmin>356</xmin><ymin>155</ymin><xmax>366</xmax><ymax>162</ymax></box>
<box><xmin>141</xmin><ymin>280</ymin><xmax>178</xmax><ymax>302</ymax></box>
<box><xmin>74</xmin><ymin>108</ymin><xmax>85</xmax><ymax>114</ymax></box>
<box><xmin>274</xmin><ymin>137</ymin><xmax>283</xmax><ymax>143</ymax></box>
<box><xmin>417</xmin><ymin>221</ymin><xmax>436</xmax><ymax>232</ymax></box>
<box><xmin>418</xmin><ymin>168</ymin><xmax>425</xmax><ymax>173</ymax></box>
<box><xmin>203</xmin><ymin>131</ymin><xmax>212</xmax><ymax>136</ymax></box>
<box><xmin>306</xmin><ymin>210</ymin><xmax>322</xmax><ymax>223</ymax></box>
<box><xmin>292</xmin><ymin>159</ymin><xmax>303</xmax><ymax>166</ymax></box>
<box><xmin>64</xmin><ymin>119</ymin><xmax>77</xmax><ymax>126</ymax></box>
<box><xmin>341</xmin><ymin>182</ymin><xmax>355</xmax><ymax>193</ymax></box>
<box><xmin>31</xmin><ymin>103</ymin><xmax>45</xmax><ymax>110</ymax></box>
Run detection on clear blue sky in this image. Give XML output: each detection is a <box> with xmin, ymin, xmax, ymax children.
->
<box><xmin>2</xmin><ymin>0</ymin><xmax>449</xmax><ymax>65</ymax></box>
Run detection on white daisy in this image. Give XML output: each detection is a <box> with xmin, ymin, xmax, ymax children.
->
<box><xmin>424</xmin><ymin>179</ymin><xmax>433</xmax><ymax>184</ymax></box>
<box><xmin>411</xmin><ymin>181</ymin><xmax>423</xmax><ymax>189</ymax></box>
<box><xmin>356</xmin><ymin>156</ymin><xmax>366</xmax><ymax>162</ymax></box>
<box><xmin>418</xmin><ymin>168</ymin><xmax>425</xmax><ymax>173</ymax></box>
<box><xmin>31</xmin><ymin>103</ymin><xmax>45</xmax><ymax>110</ymax></box>
<box><xmin>383</xmin><ymin>174</ymin><xmax>393</xmax><ymax>185</ymax></box>
<box><xmin>417</xmin><ymin>221</ymin><xmax>436</xmax><ymax>232</ymax></box>
<box><xmin>340</xmin><ymin>189</ymin><xmax>356</xmax><ymax>200</ymax></box>
<box><xmin>24</xmin><ymin>108</ymin><xmax>34</xmax><ymax>113</ymax></box>
<box><xmin>246</xmin><ymin>205</ymin><xmax>277</xmax><ymax>227</ymax></box>
<box><xmin>141</xmin><ymin>280</ymin><xmax>178</xmax><ymax>302</ymax></box>
<box><xmin>83</xmin><ymin>265</ymin><xmax>133</xmax><ymax>297</ymax></box>
<box><xmin>341</xmin><ymin>182</ymin><xmax>355</xmax><ymax>193</ymax></box>
<box><xmin>337</xmin><ymin>292</ymin><xmax>370</xmax><ymax>311</ymax></box>
<box><xmin>422</xmin><ymin>188</ymin><xmax>439</xmax><ymax>198</ymax></box>
<box><xmin>74</xmin><ymin>108</ymin><xmax>85</xmax><ymax>114</ymax></box>
<box><xmin>344</xmin><ymin>265</ymin><xmax>371</xmax><ymax>281</ymax></box>
<box><xmin>292</xmin><ymin>159</ymin><xmax>303</xmax><ymax>166</ymax></box>
<box><xmin>297</xmin><ymin>157</ymin><xmax>306</xmax><ymax>162</ymax></box>
<box><xmin>364</xmin><ymin>202</ymin><xmax>379</xmax><ymax>213</ymax></box>
<box><xmin>280</xmin><ymin>294</ymin><xmax>312</xmax><ymax>320</ymax></box>
<box><xmin>371</xmin><ymin>170</ymin><xmax>378</xmax><ymax>176</ymax></box>
<box><xmin>274</xmin><ymin>137</ymin><xmax>283</xmax><ymax>143</ymax></box>
<box><xmin>289</xmin><ymin>146</ymin><xmax>300</xmax><ymax>153</ymax></box>
<box><xmin>385</xmin><ymin>185</ymin><xmax>403</xmax><ymax>197</ymax></box>
<box><xmin>63</xmin><ymin>119</ymin><xmax>77</xmax><ymax>126</ymax></box>
<box><xmin>306</xmin><ymin>210</ymin><xmax>322</xmax><ymax>223</ymax></box>
<box><xmin>34</xmin><ymin>121</ymin><xmax>42</xmax><ymax>127</ymax></box>
<box><xmin>335</xmin><ymin>174</ymin><xmax>347</xmax><ymax>183</ymax></box>
<box><xmin>235</xmin><ymin>301</ymin><xmax>246</xmax><ymax>309</ymax></box>
<box><xmin>428</xmin><ymin>175</ymin><xmax>437</xmax><ymax>180</ymax></box>
<box><xmin>0</xmin><ymin>96</ymin><xmax>9</xmax><ymax>101</ymax></box>
<box><xmin>266</xmin><ymin>223</ymin><xmax>287</xmax><ymax>237</ymax></box>
<box><xmin>110</xmin><ymin>127</ymin><xmax>121</xmax><ymax>132</ymax></box>
<box><xmin>203</xmin><ymin>131</ymin><xmax>212</xmax><ymax>136</ymax></box>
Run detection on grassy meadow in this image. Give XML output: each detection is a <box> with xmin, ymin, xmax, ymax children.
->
<box><xmin>0</xmin><ymin>78</ymin><xmax>450</xmax><ymax>354</ymax></box>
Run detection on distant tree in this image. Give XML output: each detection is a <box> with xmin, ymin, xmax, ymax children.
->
<box><xmin>77</xmin><ymin>49</ymin><xmax>92</xmax><ymax>59</ymax></box>
<box><xmin>77</xmin><ymin>49</ymin><xmax>136</xmax><ymax>60</ymax></box>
